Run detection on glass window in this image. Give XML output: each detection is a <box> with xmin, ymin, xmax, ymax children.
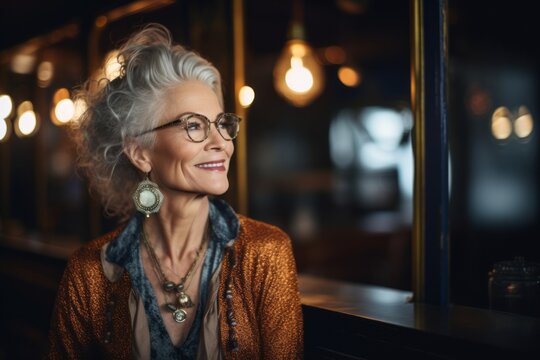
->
<box><xmin>245</xmin><ymin>0</ymin><xmax>412</xmax><ymax>289</ymax></box>
<box><xmin>449</xmin><ymin>0</ymin><xmax>540</xmax><ymax>311</ymax></box>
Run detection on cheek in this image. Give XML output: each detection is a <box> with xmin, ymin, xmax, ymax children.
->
<box><xmin>152</xmin><ymin>141</ymin><xmax>199</xmax><ymax>174</ymax></box>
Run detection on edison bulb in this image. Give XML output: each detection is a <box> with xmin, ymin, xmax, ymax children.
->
<box><xmin>274</xmin><ymin>39</ymin><xmax>324</xmax><ymax>107</ymax></box>
<box><xmin>285</xmin><ymin>57</ymin><xmax>314</xmax><ymax>93</ymax></box>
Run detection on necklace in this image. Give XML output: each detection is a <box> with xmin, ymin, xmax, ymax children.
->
<box><xmin>141</xmin><ymin>223</ymin><xmax>208</xmax><ymax>323</ymax></box>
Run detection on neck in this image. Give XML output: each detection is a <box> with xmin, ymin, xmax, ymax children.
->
<box><xmin>143</xmin><ymin>193</ymin><xmax>210</xmax><ymax>268</ymax></box>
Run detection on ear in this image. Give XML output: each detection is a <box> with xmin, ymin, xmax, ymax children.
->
<box><xmin>124</xmin><ymin>140</ymin><xmax>152</xmax><ymax>174</ymax></box>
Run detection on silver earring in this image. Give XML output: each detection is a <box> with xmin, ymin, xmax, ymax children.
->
<box><xmin>132</xmin><ymin>174</ymin><xmax>163</xmax><ymax>217</ymax></box>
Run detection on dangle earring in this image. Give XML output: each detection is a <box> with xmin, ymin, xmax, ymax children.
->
<box><xmin>132</xmin><ymin>173</ymin><xmax>163</xmax><ymax>217</ymax></box>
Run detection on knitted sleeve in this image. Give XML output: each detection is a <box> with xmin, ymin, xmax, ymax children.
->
<box><xmin>47</xmin><ymin>248</ymin><xmax>97</xmax><ymax>359</ymax></box>
<box><xmin>254</xmin><ymin>226</ymin><xmax>304</xmax><ymax>359</ymax></box>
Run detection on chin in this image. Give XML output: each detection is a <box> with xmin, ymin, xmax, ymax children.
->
<box><xmin>204</xmin><ymin>182</ymin><xmax>230</xmax><ymax>196</ymax></box>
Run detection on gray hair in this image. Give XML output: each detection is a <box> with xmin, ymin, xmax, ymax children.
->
<box><xmin>72</xmin><ymin>24</ymin><xmax>223</xmax><ymax>219</ymax></box>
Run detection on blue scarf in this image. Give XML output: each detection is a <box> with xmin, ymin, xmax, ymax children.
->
<box><xmin>106</xmin><ymin>197</ymin><xmax>239</xmax><ymax>359</ymax></box>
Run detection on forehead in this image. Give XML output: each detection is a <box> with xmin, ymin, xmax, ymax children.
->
<box><xmin>163</xmin><ymin>80</ymin><xmax>221</xmax><ymax>119</ymax></box>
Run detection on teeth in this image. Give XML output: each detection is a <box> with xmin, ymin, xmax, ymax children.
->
<box><xmin>197</xmin><ymin>162</ymin><xmax>224</xmax><ymax>168</ymax></box>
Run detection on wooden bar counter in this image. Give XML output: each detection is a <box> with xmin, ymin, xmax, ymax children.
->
<box><xmin>1</xmin><ymin>236</ymin><xmax>539</xmax><ymax>359</ymax></box>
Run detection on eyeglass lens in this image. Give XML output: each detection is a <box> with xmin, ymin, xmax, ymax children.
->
<box><xmin>185</xmin><ymin>114</ymin><xmax>239</xmax><ymax>142</ymax></box>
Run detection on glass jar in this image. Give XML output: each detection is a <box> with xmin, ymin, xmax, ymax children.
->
<box><xmin>488</xmin><ymin>256</ymin><xmax>540</xmax><ymax>317</ymax></box>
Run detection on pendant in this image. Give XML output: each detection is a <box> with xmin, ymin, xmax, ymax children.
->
<box><xmin>163</xmin><ymin>281</ymin><xmax>176</xmax><ymax>292</ymax></box>
<box><xmin>172</xmin><ymin>308</ymin><xmax>187</xmax><ymax>323</ymax></box>
<box><xmin>177</xmin><ymin>291</ymin><xmax>193</xmax><ymax>308</ymax></box>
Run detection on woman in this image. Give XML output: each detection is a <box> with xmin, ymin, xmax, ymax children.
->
<box><xmin>48</xmin><ymin>24</ymin><xmax>303</xmax><ymax>359</ymax></box>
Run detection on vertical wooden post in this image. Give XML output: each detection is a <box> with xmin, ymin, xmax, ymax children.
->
<box><xmin>233</xmin><ymin>0</ymin><xmax>248</xmax><ymax>215</ymax></box>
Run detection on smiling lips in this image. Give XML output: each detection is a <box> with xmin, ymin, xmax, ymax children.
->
<box><xmin>195</xmin><ymin>160</ymin><xmax>226</xmax><ymax>171</ymax></box>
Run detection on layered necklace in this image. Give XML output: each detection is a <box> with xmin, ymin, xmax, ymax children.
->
<box><xmin>141</xmin><ymin>223</ymin><xmax>208</xmax><ymax>323</ymax></box>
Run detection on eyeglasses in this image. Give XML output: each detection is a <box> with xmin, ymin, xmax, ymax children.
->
<box><xmin>138</xmin><ymin>112</ymin><xmax>241</xmax><ymax>142</ymax></box>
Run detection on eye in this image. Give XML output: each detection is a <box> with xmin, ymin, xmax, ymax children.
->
<box><xmin>218</xmin><ymin>116</ymin><xmax>237</xmax><ymax>129</ymax></box>
<box><xmin>186</xmin><ymin>121</ymin><xmax>203</xmax><ymax>131</ymax></box>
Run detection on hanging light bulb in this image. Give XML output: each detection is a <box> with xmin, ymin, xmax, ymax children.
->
<box><xmin>0</xmin><ymin>118</ymin><xmax>11</xmax><ymax>142</ymax></box>
<box><xmin>285</xmin><ymin>44</ymin><xmax>314</xmax><ymax>93</ymax></box>
<box><xmin>238</xmin><ymin>85</ymin><xmax>255</xmax><ymax>108</ymax></box>
<box><xmin>273</xmin><ymin>4</ymin><xmax>324</xmax><ymax>107</ymax></box>
<box><xmin>0</xmin><ymin>94</ymin><xmax>13</xmax><ymax>119</ymax></box>
<box><xmin>15</xmin><ymin>101</ymin><xmax>39</xmax><ymax>137</ymax></box>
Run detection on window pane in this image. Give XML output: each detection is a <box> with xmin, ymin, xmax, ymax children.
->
<box><xmin>245</xmin><ymin>0</ymin><xmax>412</xmax><ymax>289</ymax></box>
<box><xmin>449</xmin><ymin>0</ymin><xmax>540</xmax><ymax>314</ymax></box>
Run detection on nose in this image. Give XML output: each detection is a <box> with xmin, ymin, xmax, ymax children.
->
<box><xmin>204</xmin><ymin>122</ymin><xmax>226</xmax><ymax>150</ymax></box>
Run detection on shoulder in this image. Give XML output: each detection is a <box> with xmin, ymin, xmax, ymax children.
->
<box><xmin>237</xmin><ymin>215</ymin><xmax>292</xmax><ymax>252</ymax></box>
<box><xmin>64</xmin><ymin>227</ymin><xmax>123</xmax><ymax>276</ymax></box>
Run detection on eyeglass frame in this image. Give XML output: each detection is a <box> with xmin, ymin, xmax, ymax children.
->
<box><xmin>136</xmin><ymin>112</ymin><xmax>242</xmax><ymax>143</ymax></box>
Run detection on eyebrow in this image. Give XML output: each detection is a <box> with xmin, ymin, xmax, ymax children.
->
<box><xmin>171</xmin><ymin>111</ymin><xmax>225</xmax><ymax>120</ymax></box>
<box><xmin>170</xmin><ymin>111</ymin><xmax>198</xmax><ymax>122</ymax></box>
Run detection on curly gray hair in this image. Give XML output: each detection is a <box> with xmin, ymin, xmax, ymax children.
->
<box><xmin>72</xmin><ymin>24</ymin><xmax>223</xmax><ymax>219</ymax></box>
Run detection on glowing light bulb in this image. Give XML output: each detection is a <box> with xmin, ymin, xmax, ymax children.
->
<box><xmin>17</xmin><ymin>110</ymin><xmax>37</xmax><ymax>136</ymax></box>
<box><xmin>37</xmin><ymin>61</ymin><xmax>54</xmax><ymax>87</ymax></box>
<box><xmin>285</xmin><ymin>57</ymin><xmax>314</xmax><ymax>93</ymax></box>
<box><xmin>274</xmin><ymin>39</ymin><xmax>324</xmax><ymax>107</ymax></box>
<box><xmin>338</xmin><ymin>66</ymin><xmax>361</xmax><ymax>87</ymax></box>
<box><xmin>55</xmin><ymin>99</ymin><xmax>75</xmax><ymax>124</ymax></box>
<box><xmin>491</xmin><ymin>106</ymin><xmax>512</xmax><ymax>140</ymax></box>
<box><xmin>0</xmin><ymin>118</ymin><xmax>9</xmax><ymax>142</ymax></box>
<box><xmin>0</xmin><ymin>94</ymin><xmax>13</xmax><ymax>119</ymax></box>
<box><xmin>15</xmin><ymin>101</ymin><xmax>38</xmax><ymax>137</ymax></box>
<box><xmin>50</xmin><ymin>88</ymin><xmax>72</xmax><ymax>125</ymax></box>
<box><xmin>514</xmin><ymin>105</ymin><xmax>533</xmax><ymax>139</ymax></box>
<box><xmin>238</xmin><ymin>86</ymin><xmax>255</xmax><ymax>108</ymax></box>
<box><xmin>11</xmin><ymin>53</ymin><xmax>35</xmax><ymax>74</ymax></box>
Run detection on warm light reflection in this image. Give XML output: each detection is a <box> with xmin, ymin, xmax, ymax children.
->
<box><xmin>0</xmin><ymin>118</ymin><xmax>9</xmax><ymax>142</ymax></box>
<box><xmin>50</xmin><ymin>88</ymin><xmax>72</xmax><ymax>125</ymax></box>
<box><xmin>491</xmin><ymin>106</ymin><xmax>512</xmax><ymax>140</ymax></box>
<box><xmin>17</xmin><ymin>100</ymin><xmax>33</xmax><ymax>115</ymax></box>
<box><xmin>95</xmin><ymin>15</ymin><xmax>108</xmax><ymax>28</ymax></box>
<box><xmin>53</xmin><ymin>88</ymin><xmax>70</xmax><ymax>104</ymax></box>
<box><xmin>11</xmin><ymin>53</ymin><xmax>35</xmax><ymax>74</ymax></box>
<box><xmin>468</xmin><ymin>86</ymin><xmax>491</xmax><ymax>116</ymax></box>
<box><xmin>238</xmin><ymin>86</ymin><xmax>255</xmax><ymax>108</ymax></box>
<box><xmin>55</xmin><ymin>99</ymin><xmax>75</xmax><ymax>124</ymax></box>
<box><xmin>274</xmin><ymin>39</ymin><xmax>324</xmax><ymax>107</ymax></box>
<box><xmin>73</xmin><ymin>98</ymin><xmax>88</xmax><ymax>123</ymax></box>
<box><xmin>336</xmin><ymin>0</ymin><xmax>366</xmax><ymax>14</ymax></box>
<box><xmin>0</xmin><ymin>94</ymin><xmax>13</xmax><ymax>119</ymax></box>
<box><xmin>514</xmin><ymin>106</ymin><xmax>534</xmax><ymax>139</ymax></box>
<box><xmin>37</xmin><ymin>61</ymin><xmax>54</xmax><ymax>87</ymax></box>
<box><xmin>324</xmin><ymin>46</ymin><xmax>346</xmax><ymax>65</ymax></box>
<box><xmin>16</xmin><ymin>110</ymin><xmax>37</xmax><ymax>136</ymax></box>
<box><xmin>338</xmin><ymin>66</ymin><xmax>361</xmax><ymax>87</ymax></box>
<box><xmin>16</xmin><ymin>101</ymin><xmax>38</xmax><ymax>137</ymax></box>
<box><xmin>104</xmin><ymin>50</ymin><xmax>123</xmax><ymax>81</ymax></box>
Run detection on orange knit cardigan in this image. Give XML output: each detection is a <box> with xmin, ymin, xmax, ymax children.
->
<box><xmin>47</xmin><ymin>215</ymin><xmax>303</xmax><ymax>359</ymax></box>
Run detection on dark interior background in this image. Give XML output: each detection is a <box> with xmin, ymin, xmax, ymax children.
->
<box><xmin>1</xmin><ymin>0</ymin><xmax>539</xmax><ymax>358</ymax></box>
